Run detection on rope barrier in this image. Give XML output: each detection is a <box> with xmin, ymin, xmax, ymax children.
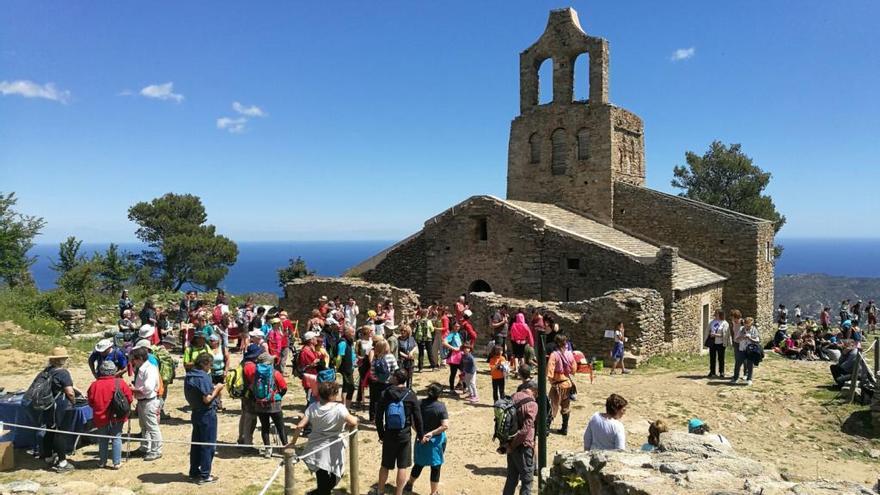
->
<box><xmin>1</xmin><ymin>420</ymin><xmax>283</xmax><ymax>450</ymax></box>
<box><xmin>257</xmin><ymin>462</ymin><xmax>284</xmax><ymax>495</ymax></box>
<box><xmin>860</xmin><ymin>339</ymin><xmax>876</xmax><ymax>355</ymax></box>
<box><xmin>294</xmin><ymin>428</ymin><xmax>358</xmax><ymax>461</ymax></box>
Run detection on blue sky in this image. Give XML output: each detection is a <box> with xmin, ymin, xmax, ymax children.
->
<box><xmin>2</xmin><ymin>0</ymin><xmax>878</xmax><ymax>243</ymax></box>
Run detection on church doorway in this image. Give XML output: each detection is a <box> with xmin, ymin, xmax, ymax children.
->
<box><xmin>469</xmin><ymin>279</ymin><xmax>492</xmax><ymax>293</ymax></box>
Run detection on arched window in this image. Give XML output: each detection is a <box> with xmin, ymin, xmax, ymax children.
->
<box><xmin>577</xmin><ymin>128</ymin><xmax>590</xmax><ymax>160</ymax></box>
<box><xmin>469</xmin><ymin>280</ymin><xmax>492</xmax><ymax>293</ymax></box>
<box><xmin>538</xmin><ymin>58</ymin><xmax>553</xmax><ymax>104</ymax></box>
<box><xmin>529</xmin><ymin>133</ymin><xmax>540</xmax><ymax>164</ymax></box>
<box><xmin>551</xmin><ymin>128</ymin><xmax>568</xmax><ymax>176</ymax></box>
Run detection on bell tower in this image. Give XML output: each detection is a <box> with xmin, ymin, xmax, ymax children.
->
<box><xmin>506</xmin><ymin>8</ymin><xmax>645</xmax><ymax>224</ymax></box>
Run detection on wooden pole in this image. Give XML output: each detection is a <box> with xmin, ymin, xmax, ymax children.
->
<box><xmin>536</xmin><ymin>333</ymin><xmax>547</xmax><ymax>492</ymax></box>
<box><xmin>849</xmin><ymin>354</ymin><xmax>861</xmax><ymax>404</ymax></box>
<box><xmin>283</xmin><ymin>447</ymin><xmax>296</xmax><ymax>495</ymax></box>
<box><xmin>874</xmin><ymin>338</ymin><xmax>878</xmax><ymax>378</ymax></box>
<box><xmin>349</xmin><ymin>429</ymin><xmax>360</xmax><ymax>495</ymax></box>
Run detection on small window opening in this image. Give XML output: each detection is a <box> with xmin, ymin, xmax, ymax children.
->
<box><xmin>577</xmin><ymin>128</ymin><xmax>590</xmax><ymax>160</ymax></box>
<box><xmin>529</xmin><ymin>133</ymin><xmax>541</xmax><ymax>164</ymax></box>
<box><xmin>476</xmin><ymin>217</ymin><xmax>488</xmax><ymax>241</ymax></box>
<box><xmin>566</xmin><ymin>258</ymin><xmax>580</xmax><ymax>270</ymax></box>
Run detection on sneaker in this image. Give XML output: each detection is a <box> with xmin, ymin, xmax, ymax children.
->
<box><xmin>707</xmin><ymin>373</ymin><xmax>717</xmax><ymax>378</ymax></box>
<box><xmin>42</xmin><ymin>454</ymin><xmax>58</xmax><ymax>465</ymax></box>
<box><xmin>719</xmin><ymin>373</ymin><xmax>726</xmax><ymax>378</ymax></box>
<box><xmin>197</xmin><ymin>475</ymin><xmax>219</xmax><ymax>485</ymax></box>
<box><xmin>746</xmin><ymin>380</ymin><xmax>753</xmax><ymax>386</ymax></box>
<box><xmin>52</xmin><ymin>461</ymin><xmax>75</xmax><ymax>473</ymax></box>
<box><xmin>108</xmin><ymin>464</ymin><xmax>121</xmax><ymax>470</ymax></box>
<box><xmin>263</xmin><ymin>447</ymin><xmax>273</xmax><ymax>458</ymax></box>
<box><xmin>143</xmin><ymin>453</ymin><xmax>163</xmax><ymax>461</ymax></box>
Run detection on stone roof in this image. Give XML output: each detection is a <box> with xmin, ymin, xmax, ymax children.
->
<box><xmin>503</xmin><ymin>199</ymin><xmax>727</xmax><ymax>291</ymax></box>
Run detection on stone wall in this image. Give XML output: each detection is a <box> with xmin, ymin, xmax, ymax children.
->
<box><xmin>279</xmin><ymin>277</ymin><xmax>420</xmax><ymax>329</ymax></box>
<box><xmin>421</xmin><ymin>196</ymin><xmax>545</xmax><ymax>304</ymax></box>
<box><xmin>58</xmin><ymin>309</ymin><xmax>87</xmax><ymax>335</ymax></box>
<box><xmin>542</xmin><ymin>431</ymin><xmax>872</xmax><ymax>495</ymax></box>
<box><xmin>467</xmin><ymin>288</ymin><xmax>667</xmax><ymax>361</ymax></box>
<box><xmin>359</xmin><ymin>232</ymin><xmax>428</xmax><ymax>296</ymax></box>
<box><xmin>614</xmin><ymin>182</ymin><xmax>776</xmax><ymax>331</ymax></box>
<box><xmin>669</xmin><ymin>283</ymin><xmax>724</xmax><ymax>353</ymax></box>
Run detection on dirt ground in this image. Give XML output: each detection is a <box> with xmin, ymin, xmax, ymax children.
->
<box><xmin>0</xmin><ymin>321</ymin><xmax>877</xmax><ymax>494</ymax></box>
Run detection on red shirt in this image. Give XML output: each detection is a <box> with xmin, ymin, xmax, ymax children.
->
<box><xmin>243</xmin><ymin>363</ymin><xmax>287</xmax><ymax>399</ymax></box>
<box><xmin>87</xmin><ymin>376</ymin><xmax>134</xmax><ymax>428</ymax></box>
<box><xmin>298</xmin><ymin>345</ymin><xmax>319</xmax><ymax>388</ymax></box>
<box><xmin>440</xmin><ymin>315</ymin><xmax>450</xmax><ymax>339</ymax></box>
<box><xmin>455</xmin><ymin>302</ymin><xmax>466</xmax><ymax>322</ymax></box>
<box><xmin>267</xmin><ymin>328</ymin><xmax>288</xmax><ymax>359</ymax></box>
<box><xmin>462</xmin><ymin>320</ymin><xmax>477</xmax><ymax>344</ymax></box>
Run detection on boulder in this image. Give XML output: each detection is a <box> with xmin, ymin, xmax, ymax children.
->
<box><xmin>542</xmin><ymin>431</ymin><xmax>873</xmax><ymax>495</ymax></box>
<box><xmin>0</xmin><ymin>480</ymin><xmax>40</xmax><ymax>494</ymax></box>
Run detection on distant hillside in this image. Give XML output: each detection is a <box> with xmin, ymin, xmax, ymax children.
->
<box><xmin>775</xmin><ymin>273</ymin><xmax>880</xmax><ymax>318</ymax></box>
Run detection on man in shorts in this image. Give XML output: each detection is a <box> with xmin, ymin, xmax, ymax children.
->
<box><xmin>375</xmin><ymin>369</ymin><xmax>423</xmax><ymax>495</ymax></box>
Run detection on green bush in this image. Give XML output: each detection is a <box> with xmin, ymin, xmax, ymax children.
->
<box><xmin>0</xmin><ymin>286</ymin><xmax>64</xmax><ymax>336</ymax></box>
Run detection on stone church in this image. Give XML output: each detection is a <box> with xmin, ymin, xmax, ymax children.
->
<box><xmin>348</xmin><ymin>8</ymin><xmax>775</xmax><ymax>346</ymax></box>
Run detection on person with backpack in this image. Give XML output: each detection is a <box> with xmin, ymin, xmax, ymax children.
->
<box><xmin>87</xmin><ymin>360</ymin><xmax>134</xmax><ymax>470</ymax></box>
<box><xmin>266</xmin><ymin>318</ymin><xmax>288</xmax><ymax>373</ymax></box>
<box><xmin>376</xmin><ymin>369</ymin><xmax>423</xmax><ymax>495</ymax></box>
<box><xmin>184</xmin><ymin>352</ymin><xmax>224</xmax><ymax>484</ymax></box>
<box><xmin>245</xmin><ymin>352</ymin><xmax>288</xmax><ymax>457</ymax></box>
<box><xmin>404</xmin><ymin>382</ymin><xmax>448</xmax><ymax>495</ymax></box>
<box><xmin>151</xmin><ymin>339</ymin><xmax>177</xmax><ymax>420</ymax></box>
<box><xmin>547</xmin><ymin>334</ymin><xmax>575</xmax><ymax>435</ymax></box>
<box><xmin>501</xmin><ymin>380</ymin><xmax>538</xmax><ymax>495</ymax></box>
<box><xmin>27</xmin><ymin>347</ymin><xmax>79</xmax><ymax>472</ymax></box>
<box><xmin>88</xmin><ymin>339</ymin><xmax>127</xmax><ymax>378</ymax></box>
<box><xmin>183</xmin><ymin>333</ymin><xmax>212</xmax><ymax>372</ymax></box>
<box><xmin>294</xmin><ymin>381</ymin><xmax>359</xmax><ymax>495</ymax></box>
<box><xmin>335</xmin><ymin>325</ymin><xmax>357</xmax><ymax>408</ymax></box>
<box><xmin>130</xmin><ymin>347</ymin><xmax>163</xmax><ymax>461</ymax></box>
<box><xmin>396</xmin><ymin>324</ymin><xmax>418</xmax><ymax>388</ymax></box>
<box><xmin>732</xmin><ymin>316</ymin><xmax>761</xmax><ymax>386</ymax></box>
<box><xmin>370</xmin><ymin>337</ymin><xmax>399</xmax><ymax>423</ymax></box>
<box><xmin>413</xmin><ymin>310</ymin><xmax>437</xmax><ymax>372</ymax></box>
<box><xmin>234</xmin><ymin>343</ymin><xmax>262</xmax><ymax>450</ymax></box>
<box><xmin>583</xmin><ymin>393</ymin><xmax>628</xmax><ymax>451</ymax></box>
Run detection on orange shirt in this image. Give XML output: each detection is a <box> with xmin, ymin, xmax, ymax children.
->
<box><xmin>489</xmin><ymin>355</ymin><xmax>505</xmax><ymax>380</ymax></box>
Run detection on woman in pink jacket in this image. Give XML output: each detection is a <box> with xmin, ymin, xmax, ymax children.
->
<box><xmin>509</xmin><ymin>312</ymin><xmax>533</xmax><ymax>370</ymax></box>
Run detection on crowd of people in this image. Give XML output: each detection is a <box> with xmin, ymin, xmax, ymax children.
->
<box><xmin>29</xmin><ymin>288</ymin><xmax>877</xmax><ymax>493</ymax></box>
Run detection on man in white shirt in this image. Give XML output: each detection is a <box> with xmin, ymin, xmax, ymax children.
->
<box><xmin>583</xmin><ymin>394</ymin><xmax>628</xmax><ymax>451</ymax></box>
<box><xmin>707</xmin><ymin>310</ymin><xmax>731</xmax><ymax>378</ymax></box>
<box><xmin>131</xmin><ymin>347</ymin><xmax>163</xmax><ymax>460</ymax></box>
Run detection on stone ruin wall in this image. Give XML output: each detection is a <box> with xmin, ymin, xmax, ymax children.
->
<box><xmin>279</xmin><ymin>277</ymin><xmax>420</xmax><ymax>330</ymax></box>
<box><xmin>669</xmin><ymin>283</ymin><xmax>724</xmax><ymax>353</ymax></box>
<box><xmin>359</xmin><ymin>233</ymin><xmax>428</xmax><ymax>297</ymax></box>
<box><xmin>467</xmin><ymin>288</ymin><xmax>667</xmax><ymax>361</ymax></box>
<box><xmin>614</xmin><ymin>181</ymin><xmax>775</xmax><ymax>332</ymax></box>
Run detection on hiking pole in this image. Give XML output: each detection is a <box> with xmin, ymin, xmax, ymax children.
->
<box><xmin>124</xmin><ymin>412</ymin><xmax>132</xmax><ymax>462</ymax></box>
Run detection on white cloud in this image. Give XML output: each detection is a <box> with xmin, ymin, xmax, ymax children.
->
<box><xmin>232</xmin><ymin>101</ymin><xmax>266</xmax><ymax>117</ymax></box>
<box><xmin>217</xmin><ymin>116</ymin><xmax>248</xmax><ymax>134</ymax></box>
<box><xmin>670</xmin><ymin>47</ymin><xmax>696</xmax><ymax>62</ymax></box>
<box><xmin>140</xmin><ymin>82</ymin><xmax>184</xmax><ymax>102</ymax></box>
<box><xmin>0</xmin><ymin>80</ymin><xmax>71</xmax><ymax>103</ymax></box>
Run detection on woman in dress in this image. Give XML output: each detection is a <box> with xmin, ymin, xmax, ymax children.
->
<box><xmin>295</xmin><ymin>381</ymin><xmax>359</xmax><ymax>495</ymax></box>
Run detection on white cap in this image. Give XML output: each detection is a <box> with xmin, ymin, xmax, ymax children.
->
<box><xmin>138</xmin><ymin>324</ymin><xmax>156</xmax><ymax>339</ymax></box>
<box><xmin>303</xmin><ymin>331</ymin><xmax>318</xmax><ymax>341</ymax></box>
<box><xmin>249</xmin><ymin>329</ymin><xmax>264</xmax><ymax>339</ymax></box>
<box><xmin>94</xmin><ymin>338</ymin><xmax>113</xmax><ymax>353</ymax></box>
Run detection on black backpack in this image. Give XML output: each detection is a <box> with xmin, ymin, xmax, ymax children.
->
<box><xmin>23</xmin><ymin>367</ymin><xmax>60</xmax><ymax>412</ymax></box>
<box><xmin>108</xmin><ymin>379</ymin><xmax>131</xmax><ymax>420</ymax></box>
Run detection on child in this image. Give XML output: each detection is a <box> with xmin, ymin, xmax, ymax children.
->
<box><xmin>460</xmin><ymin>343</ymin><xmax>478</xmax><ymax>403</ymax></box>
<box><xmin>489</xmin><ymin>345</ymin><xmax>507</xmax><ymax>402</ymax></box>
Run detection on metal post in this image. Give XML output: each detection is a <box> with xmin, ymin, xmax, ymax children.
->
<box><xmin>536</xmin><ymin>333</ymin><xmax>547</xmax><ymax>492</ymax></box>
<box><xmin>283</xmin><ymin>447</ymin><xmax>296</xmax><ymax>495</ymax></box>
<box><xmin>349</xmin><ymin>429</ymin><xmax>360</xmax><ymax>495</ymax></box>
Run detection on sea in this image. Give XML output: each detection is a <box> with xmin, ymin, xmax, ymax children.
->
<box><xmin>26</xmin><ymin>238</ymin><xmax>879</xmax><ymax>295</ymax></box>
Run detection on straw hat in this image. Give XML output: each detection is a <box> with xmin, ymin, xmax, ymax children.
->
<box><xmin>48</xmin><ymin>346</ymin><xmax>69</xmax><ymax>360</ymax></box>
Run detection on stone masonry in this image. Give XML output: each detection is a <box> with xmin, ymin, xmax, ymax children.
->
<box><xmin>279</xmin><ymin>277</ymin><xmax>420</xmax><ymax>329</ymax></box>
<box><xmin>349</xmin><ymin>7</ymin><xmax>776</xmax><ymax>357</ymax></box>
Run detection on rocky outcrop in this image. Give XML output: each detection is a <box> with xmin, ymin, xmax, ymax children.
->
<box><xmin>542</xmin><ymin>431</ymin><xmax>875</xmax><ymax>495</ymax></box>
<box><xmin>57</xmin><ymin>309</ymin><xmax>86</xmax><ymax>335</ymax></box>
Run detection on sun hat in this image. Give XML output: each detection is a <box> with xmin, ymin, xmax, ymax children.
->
<box><xmin>208</xmin><ymin>333</ymin><xmax>220</xmax><ymax>342</ymax></box>
<box><xmin>138</xmin><ymin>324</ymin><xmax>156</xmax><ymax>339</ymax></box>
<box><xmin>133</xmin><ymin>339</ymin><xmax>152</xmax><ymax>350</ymax></box>
<box><xmin>303</xmin><ymin>331</ymin><xmax>318</xmax><ymax>342</ymax></box>
<box><xmin>99</xmin><ymin>360</ymin><xmax>118</xmax><ymax>376</ymax></box>
<box><xmin>270</xmin><ymin>317</ymin><xmax>282</xmax><ymax>325</ymax></box>
<box><xmin>319</xmin><ymin>296</ymin><xmax>328</xmax><ymax>302</ymax></box>
<box><xmin>94</xmin><ymin>338</ymin><xmax>113</xmax><ymax>353</ymax></box>
<box><xmin>279</xmin><ymin>311</ymin><xmax>288</xmax><ymax>317</ymax></box>
<box><xmin>249</xmin><ymin>329</ymin><xmax>264</xmax><ymax>339</ymax></box>
<box><xmin>48</xmin><ymin>347</ymin><xmax>69</xmax><ymax>360</ymax></box>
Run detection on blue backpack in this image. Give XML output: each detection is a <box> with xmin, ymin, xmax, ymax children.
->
<box><xmin>253</xmin><ymin>363</ymin><xmax>276</xmax><ymax>402</ymax></box>
<box><xmin>385</xmin><ymin>390</ymin><xmax>409</xmax><ymax>430</ymax></box>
